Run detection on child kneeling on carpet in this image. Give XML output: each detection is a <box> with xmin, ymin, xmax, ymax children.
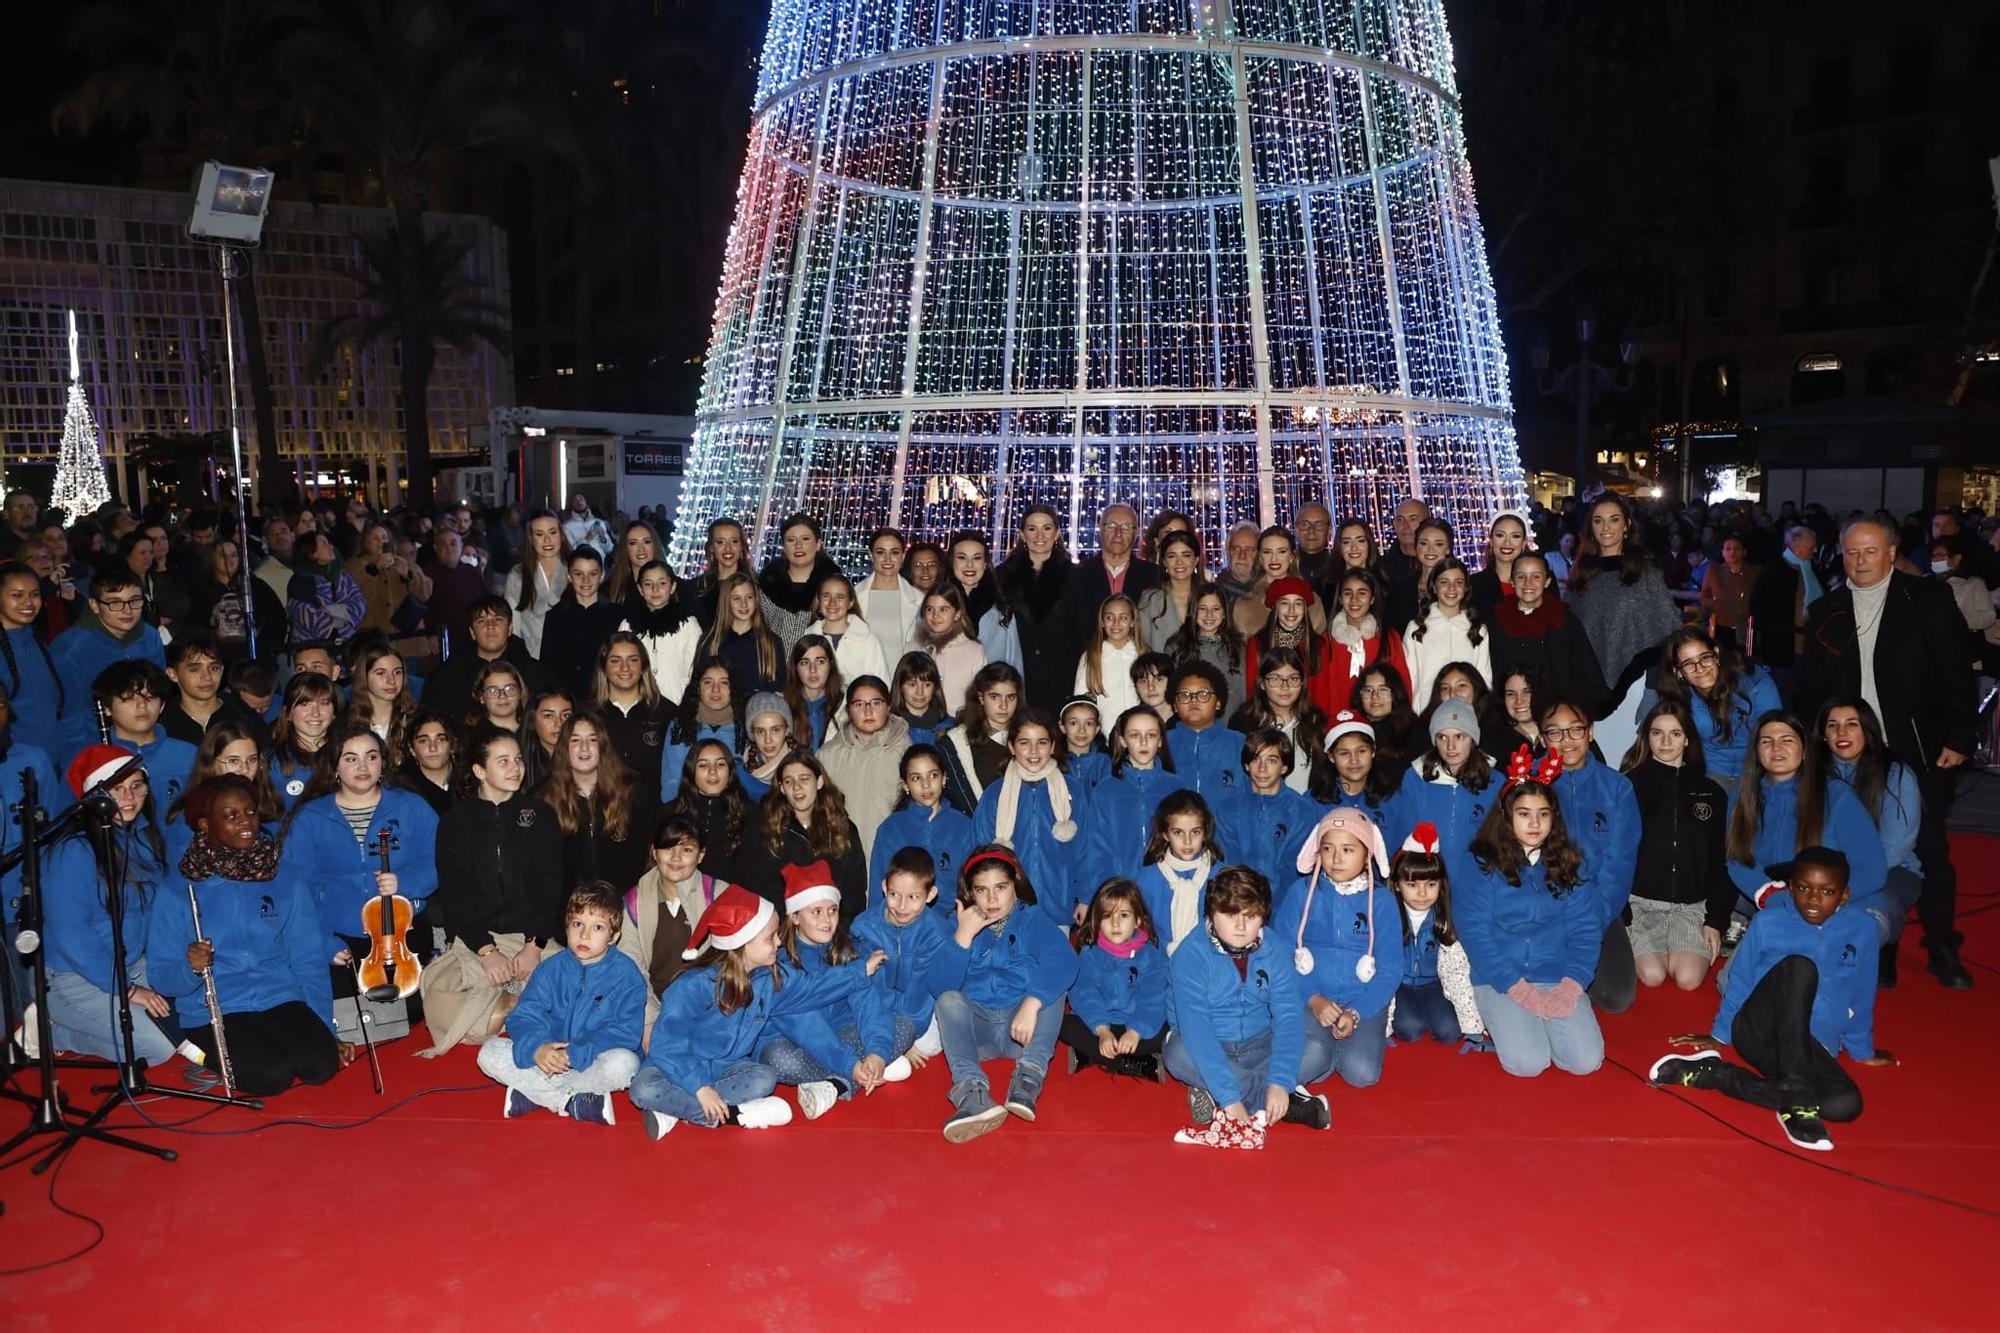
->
<box><xmin>630</xmin><ymin>885</ymin><xmax>884</xmax><ymax>1138</ymax></box>
<box><xmin>760</xmin><ymin>862</ymin><xmax>911</xmax><ymax>1122</ymax></box>
<box><xmin>477</xmin><ymin>881</ymin><xmax>646</xmax><ymax>1124</ymax></box>
<box><xmin>1275</xmin><ymin>807</ymin><xmax>1401</xmax><ymax>1090</ymax></box>
<box><xmin>149</xmin><ymin>775</ymin><xmax>347</xmax><ymax>1095</ymax></box>
<box><xmin>1164</xmin><ymin>865</ymin><xmax>1331</xmax><ymax>1140</ymax></box>
<box><xmin>851</xmin><ymin>846</ymin><xmax>949</xmax><ymax>1068</ymax></box>
<box><xmin>931</xmin><ymin>845</ymin><xmax>1079</xmax><ymax>1143</ymax></box>
<box><xmin>1448</xmin><ymin>767</ymin><xmax>1604</xmax><ymax>1079</ymax></box>
<box><xmin>1650</xmin><ymin>847</ymin><xmax>1894</xmax><ymax>1152</ymax></box>
<box><xmin>1388</xmin><ymin>824</ymin><xmax>1482</xmax><ymax>1046</ymax></box>
<box><xmin>1061</xmin><ymin>878</ymin><xmax>1170</xmax><ymax>1080</ymax></box>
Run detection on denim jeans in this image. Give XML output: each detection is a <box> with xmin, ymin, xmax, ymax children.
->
<box><xmin>763</xmin><ymin>1015</ymin><xmax>921</xmax><ymax>1091</ymax></box>
<box><xmin>932</xmin><ymin>990</ymin><xmax>1062</xmax><ymax>1095</ymax></box>
<box><xmin>1870</xmin><ymin>866</ymin><xmax>1924</xmax><ymax>947</ymax></box>
<box><xmin>47</xmin><ymin>962</ymin><xmax>177</xmax><ymax>1066</ymax></box>
<box><xmin>1391</xmin><ymin>982</ymin><xmax>1463</xmax><ymax>1045</ymax></box>
<box><xmin>628</xmin><ymin>1060</ymin><xmax>777</xmax><ymax>1128</ymax></box>
<box><xmin>478</xmin><ymin>1040</ymin><xmax>640</xmax><ymax>1113</ymax></box>
<box><xmin>1163</xmin><ymin>1026</ymin><xmax>1321</xmax><ymax>1105</ymax></box>
<box><xmin>1474</xmin><ymin>983</ymin><xmax>1604</xmax><ymax>1078</ymax></box>
<box><xmin>1300</xmin><ymin>1004</ymin><xmax>1389</xmax><ymax>1088</ymax></box>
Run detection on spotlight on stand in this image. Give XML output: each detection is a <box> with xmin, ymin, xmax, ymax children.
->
<box><xmin>187</xmin><ymin>161</ymin><xmax>274</xmax><ymax>660</ymax></box>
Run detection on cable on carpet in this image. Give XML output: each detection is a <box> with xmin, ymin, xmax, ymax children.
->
<box><xmin>1605</xmin><ymin>1055</ymin><xmax>2000</xmax><ymax>1222</ymax></box>
<box><xmin>108</xmin><ymin>1080</ymin><xmax>491</xmax><ymax>1139</ymax></box>
<box><xmin>0</xmin><ymin>1150</ymin><xmax>105</xmax><ymax>1277</ymax></box>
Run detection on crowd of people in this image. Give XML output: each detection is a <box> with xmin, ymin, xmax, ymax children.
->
<box><xmin>0</xmin><ymin>479</ymin><xmax>1983</xmax><ymax>1152</ymax></box>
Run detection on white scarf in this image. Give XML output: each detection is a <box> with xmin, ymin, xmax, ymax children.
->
<box><xmin>1330</xmin><ymin>615</ymin><xmax>1378</xmax><ymax>677</ymax></box>
<box><xmin>1158</xmin><ymin>852</ymin><xmax>1214</xmax><ymax>954</ymax></box>
<box><xmin>993</xmin><ymin>761</ymin><xmax>1075</xmax><ymax>850</ymax></box>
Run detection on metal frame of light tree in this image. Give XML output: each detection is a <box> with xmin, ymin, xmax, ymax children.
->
<box><xmin>670</xmin><ymin>0</ymin><xmax>1525</xmax><ymax>573</ymax></box>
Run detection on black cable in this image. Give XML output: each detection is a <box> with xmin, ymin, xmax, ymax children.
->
<box><xmin>1607</xmin><ymin>1054</ymin><xmax>2000</xmax><ymax>1222</ymax></box>
<box><xmin>0</xmin><ymin>1146</ymin><xmax>105</xmax><ymax>1277</ymax></box>
<box><xmin>107</xmin><ymin>1080</ymin><xmax>489</xmax><ymax>1138</ymax></box>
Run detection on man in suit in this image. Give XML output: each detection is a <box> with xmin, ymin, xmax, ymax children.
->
<box><xmin>1746</xmin><ymin>524</ymin><xmax>1825</xmax><ymax>699</ymax></box>
<box><xmin>1799</xmin><ymin>518</ymin><xmax>1975</xmax><ymax>989</ymax></box>
<box><xmin>1068</xmin><ymin>503</ymin><xmax>1160</xmax><ymax>648</ymax></box>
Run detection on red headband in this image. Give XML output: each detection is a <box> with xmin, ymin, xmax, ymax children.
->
<box><xmin>962</xmin><ymin>847</ymin><xmax>1021</xmax><ymax>878</ymax></box>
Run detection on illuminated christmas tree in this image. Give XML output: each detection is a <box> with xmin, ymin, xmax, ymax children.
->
<box><xmin>51</xmin><ymin>310</ymin><xmax>113</xmax><ymax>519</ymax></box>
<box><xmin>671</xmin><ymin>0</ymin><xmax>1524</xmax><ymax>571</ymax></box>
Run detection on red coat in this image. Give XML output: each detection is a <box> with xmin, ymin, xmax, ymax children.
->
<box><xmin>1323</xmin><ymin>625</ymin><xmax>1412</xmax><ymax>709</ymax></box>
<box><xmin>1247</xmin><ymin>630</ymin><xmax>1347</xmax><ymax>720</ymax></box>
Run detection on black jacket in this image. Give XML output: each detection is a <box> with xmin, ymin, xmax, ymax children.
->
<box><xmin>997</xmin><ymin>550</ymin><xmax>1083</xmax><ymax>713</ymax></box>
<box><xmin>667</xmin><ymin>787</ymin><xmax>759</xmax><ymax>888</ymax></box>
<box><xmin>734</xmin><ymin>814</ymin><xmax>868</xmax><ymax>922</ymax></box>
<box><xmin>600</xmin><ymin>698</ymin><xmax>673</xmax><ymax>783</ymax></box>
<box><xmin>1626</xmin><ymin>758</ymin><xmax>1733</xmax><ymax>933</ymax></box>
<box><xmin>1484</xmin><ymin>596</ymin><xmax>1607</xmax><ymax>716</ymax></box>
<box><xmin>538</xmin><ymin>598</ymin><xmax>624</xmax><ymax>699</ymax></box>
<box><xmin>1799</xmin><ymin>570</ymin><xmax>1976</xmax><ymax>771</ymax></box>
<box><xmin>420</xmin><ymin>636</ymin><xmax>552</xmax><ymax>724</ymax></box>
<box><xmin>1066</xmin><ymin>553</ymin><xmax>1161</xmax><ymax>649</ymax></box>
<box><xmin>545</xmin><ymin>783</ymin><xmax>661</xmax><ymax>896</ymax></box>
<box><xmin>1745</xmin><ymin>560</ymin><xmax>1803</xmax><ymax>668</ymax></box>
<box><xmin>161</xmin><ymin>695</ymin><xmax>271</xmax><ymax>749</ymax></box>
<box><xmin>434</xmin><ymin>792</ymin><xmax>565</xmax><ymax>952</ymax></box>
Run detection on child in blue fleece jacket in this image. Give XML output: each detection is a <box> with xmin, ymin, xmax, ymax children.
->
<box><xmin>477</xmin><ymin>881</ymin><xmax>646</xmax><ymax>1124</ymax></box>
<box><xmin>851</xmin><ymin>846</ymin><xmax>950</xmax><ymax>1063</ymax></box>
<box><xmin>931</xmin><ymin>845</ymin><xmax>1078</xmax><ymax>1143</ymax></box>
<box><xmin>1650</xmin><ymin>847</ymin><xmax>1894</xmax><ymax>1153</ymax></box>
<box><xmin>629</xmin><ymin>884</ymin><xmax>884</xmax><ymax>1138</ymax></box>
<box><xmin>1060</xmin><ymin>879</ymin><xmax>1170</xmax><ymax>1080</ymax></box>
<box><xmin>1274</xmin><ymin>807</ymin><xmax>1402</xmax><ymax>1090</ymax></box>
<box><xmin>1163</xmin><ymin>864</ymin><xmax>1331</xmax><ymax>1133</ymax></box>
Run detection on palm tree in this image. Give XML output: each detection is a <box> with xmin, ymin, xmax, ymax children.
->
<box><xmin>308</xmin><ymin>226</ymin><xmax>511</xmax><ymax>489</ymax></box>
<box><xmin>54</xmin><ymin>0</ymin><xmax>301</xmax><ymax>504</ymax></box>
<box><xmin>283</xmin><ymin>0</ymin><xmax>564</xmax><ymax>503</ymax></box>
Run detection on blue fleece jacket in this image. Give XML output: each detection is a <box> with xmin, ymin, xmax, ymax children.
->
<box><xmin>1640</xmin><ymin>667</ymin><xmax>1780</xmax><ymax>788</ymax></box>
<box><xmin>1726</xmin><ymin>776</ymin><xmax>1887</xmax><ymax>917</ymax></box>
<box><xmin>927</xmin><ymin>906</ymin><xmax>1077</xmax><ymax>1010</ymax></box>
<box><xmin>659</xmin><ymin>722</ymin><xmax>737</xmax><ymax>801</ymax></box>
<box><xmin>1328</xmin><ymin>783</ymin><xmax>1405</xmax><ymax>837</ymax></box>
<box><xmin>869</xmin><ymin>802</ymin><xmax>976</xmax><ymax>921</ymax></box>
<box><xmin>0</xmin><ymin>738</ymin><xmax>67</xmax><ymax>932</ymax></box>
<box><xmin>767</xmin><ymin>938</ymin><xmax>896</xmax><ymax>1068</ymax></box>
<box><xmin>1446</xmin><ymin>850</ymin><xmax>1600</xmax><ymax>990</ymax></box>
<box><xmin>852</xmin><ymin>905</ymin><xmax>949</xmax><ymax>1028</ymax></box>
<box><xmin>282</xmin><ymin>788</ymin><xmax>441</xmax><ymax>956</ymax></box>
<box><xmin>1135</xmin><ymin>861</ymin><xmax>1216</xmax><ymax>954</ymax></box>
<box><xmin>113</xmin><ymin>733</ymin><xmax>197</xmax><ymax>818</ymax></box>
<box><xmin>1712</xmin><ymin>895</ymin><xmax>1877</xmax><ymax>1060</ymax></box>
<box><xmin>1392</xmin><ymin>760</ymin><xmax>1495</xmax><ymax>856</ymax></box>
<box><xmin>2</xmin><ymin>626</ymin><xmax>74</xmax><ymax>760</ymax></box>
<box><xmin>1216</xmin><ymin>785</ymin><xmax>1322</xmax><ymax>893</ymax></box>
<box><xmin>972</xmin><ymin>773</ymin><xmax>1093</xmax><ymax>925</ymax></box>
<box><xmin>44</xmin><ymin>824</ymin><xmax>166</xmax><ymax>992</ymax></box>
<box><xmin>52</xmin><ymin>621</ymin><xmax>167</xmax><ymax>754</ymax></box>
<box><xmin>1164</xmin><ymin>722</ymin><xmax>1246</xmax><ymax>803</ymax></box>
<box><xmin>503</xmin><ymin>946</ymin><xmax>647</xmax><ymax>1071</ymax></box>
<box><xmin>1399</xmin><ymin>905</ymin><xmax>1444</xmax><ymax>987</ymax></box>
<box><xmin>642</xmin><ymin>961</ymin><xmax>872</xmax><ymax>1094</ymax></box>
<box><xmin>146</xmin><ymin>862</ymin><xmax>335</xmax><ymax>1033</ymax></box>
<box><xmin>1084</xmin><ymin>764</ymin><xmax>1190</xmax><ymax>889</ymax></box>
<box><xmin>1831</xmin><ymin>756</ymin><xmax>1921</xmax><ymax>877</ymax></box>
<box><xmin>1070</xmin><ymin>938</ymin><xmax>1170</xmax><ymax>1034</ymax></box>
<box><xmin>1552</xmin><ymin>760</ymin><xmax>1641</xmax><ymax>930</ymax></box>
<box><xmin>1272</xmin><ymin>875</ymin><xmax>1402</xmax><ymax>1016</ymax></box>
<box><xmin>1166</xmin><ymin>928</ymin><xmax>1304</xmax><ymax>1107</ymax></box>
<box><xmin>1066</xmin><ymin>748</ymin><xmax>1111</xmax><ymax>794</ymax></box>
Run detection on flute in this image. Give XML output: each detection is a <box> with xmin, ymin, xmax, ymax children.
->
<box><xmin>186</xmin><ymin>884</ymin><xmax>237</xmax><ymax>1098</ymax></box>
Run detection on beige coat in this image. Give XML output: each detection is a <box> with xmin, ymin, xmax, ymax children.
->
<box><xmin>817</xmin><ymin>713</ymin><xmax>911</xmax><ymax>879</ymax></box>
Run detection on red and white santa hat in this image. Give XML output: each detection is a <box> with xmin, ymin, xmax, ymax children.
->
<box><xmin>1323</xmin><ymin>710</ymin><xmax>1375</xmax><ymax>751</ymax></box>
<box><xmin>1400</xmin><ymin>822</ymin><xmax>1441</xmax><ymax>857</ymax></box>
<box><xmin>781</xmin><ymin>860</ymin><xmax>840</xmax><ymax>915</ymax></box>
<box><xmin>680</xmin><ymin>885</ymin><xmax>776</xmax><ymax>960</ymax></box>
<box><xmin>68</xmin><ymin>744</ymin><xmax>141</xmax><ymax>799</ymax></box>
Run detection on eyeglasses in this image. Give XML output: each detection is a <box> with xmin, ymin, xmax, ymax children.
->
<box><xmin>1264</xmin><ymin>673</ymin><xmax>1302</xmax><ymax>687</ymax></box>
<box><xmin>482</xmin><ymin>684</ymin><xmax>522</xmax><ymax>698</ymax></box>
<box><xmin>1544</xmin><ymin>724</ymin><xmax>1591</xmax><ymax>742</ymax></box>
<box><xmin>98</xmin><ymin>597</ymin><xmax>144</xmax><ymax>611</ymax></box>
<box><xmin>1103</xmin><ymin>521</ymin><xmax>1137</xmax><ymax>534</ymax></box>
<box><xmin>850</xmin><ymin>698</ymin><xmax>888</xmax><ymax>711</ymax></box>
<box><xmin>1175</xmin><ymin>689</ymin><xmax>1215</xmax><ymax>703</ymax></box>
<box><xmin>1358</xmin><ymin>685</ymin><xmax>1392</xmax><ymax>698</ymax></box>
<box><xmin>1675</xmin><ymin>652</ymin><xmax>1720</xmax><ymax>674</ymax></box>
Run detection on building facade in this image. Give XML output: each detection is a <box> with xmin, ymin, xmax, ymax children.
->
<box><xmin>0</xmin><ymin>177</ymin><xmax>513</xmax><ymax>503</ymax></box>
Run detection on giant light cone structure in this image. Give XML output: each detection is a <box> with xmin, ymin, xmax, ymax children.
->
<box><xmin>671</xmin><ymin>0</ymin><xmax>1525</xmax><ymax>571</ymax></box>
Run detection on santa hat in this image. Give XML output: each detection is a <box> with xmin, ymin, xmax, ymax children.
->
<box><xmin>1263</xmin><ymin>575</ymin><xmax>1315</xmax><ymax>609</ymax></box>
<box><xmin>1323</xmin><ymin>710</ymin><xmax>1375</xmax><ymax>750</ymax></box>
<box><xmin>68</xmin><ymin>744</ymin><xmax>140</xmax><ymax>799</ymax></box>
<box><xmin>680</xmin><ymin>885</ymin><xmax>776</xmax><ymax>960</ymax></box>
<box><xmin>1400</xmin><ymin>822</ymin><xmax>1441</xmax><ymax>857</ymax></box>
<box><xmin>781</xmin><ymin>860</ymin><xmax>840</xmax><ymax>915</ymax></box>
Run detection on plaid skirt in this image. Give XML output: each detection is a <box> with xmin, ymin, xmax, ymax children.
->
<box><xmin>1626</xmin><ymin>896</ymin><xmax>1709</xmax><ymax>958</ymax></box>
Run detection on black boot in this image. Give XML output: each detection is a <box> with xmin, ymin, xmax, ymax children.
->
<box><xmin>1878</xmin><ymin>944</ymin><xmax>1898</xmax><ymax>989</ymax></box>
<box><xmin>1928</xmin><ymin>943</ymin><xmax>1973</xmax><ymax>990</ymax></box>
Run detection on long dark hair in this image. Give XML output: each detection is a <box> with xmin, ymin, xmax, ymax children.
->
<box><xmin>668</xmin><ymin>655</ymin><xmax>740</xmax><ymax>745</ymax></box>
<box><xmin>760</xmin><ymin>750</ymin><xmax>854</xmax><ymax>861</ymax></box>
<box><xmin>1469</xmin><ymin>782</ymin><xmax>1582</xmax><ymax>890</ymax></box>
<box><xmin>1619</xmin><ymin>698</ymin><xmax>1709</xmax><ymax>777</ymax></box>
<box><xmin>663</xmin><ymin>737</ymin><xmax>750</xmax><ymax>852</ymax></box>
<box><xmin>1570</xmin><ymin>493</ymin><xmax>1653</xmax><ymax>592</ymax></box>
<box><xmin>1654</xmin><ymin>626</ymin><xmax>1750</xmax><ymax>745</ymax></box>
<box><xmin>1350</xmin><ymin>660</ymin><xmax>1417</xmax><ymax>760</ymax></box>
<box><xmin>1166</xmin><ymin>582</ymin><xmax>1244</xmax><ymax>669</ymax></box>
<box><xmin>955</xmin><ymin>661</ymin><xmax>1023</xmax><ymax>734</ymax></box>
<box><xmin>1413</xmin><ymin>556</ymin><xmax>1486</xmax><ymax>645</ymax></box>
<box><xmin>1814</xmin><ymin>696</ymin><xmax>1898</xmax><ymax>823</ymax></box>
<box><xmin>1390</xmin><ymin>847</ymin><xmax>1456</xmax><ymax>947</ymax></box>
<box><xmin>946</xmin><ymin>530</ymin><xmax>1014</xmax><ymax>631</ymax></box>
<box><xmin>1078</xmin><ymin>877</ymin><xmax>1161</xmax><ymax>948</ymax></box>
<box><xmin>1142</xmin><ymin>789</ymin><xmax>1223</xmax><ymax>865</ymax></box>
<box><xmin>782</xmin><ymin>634</ymin><xmax>843</xmax><ymax>748</ymax></box>
<box><xmin>1229</xmin><ymin>645</ymin><xmax>1328</xmax><ymax>750</ymax></box>
<box><xmin>1726</xmin><ymin>711</ymin><xmax>1824</xmax><ymax>865</ymax></box>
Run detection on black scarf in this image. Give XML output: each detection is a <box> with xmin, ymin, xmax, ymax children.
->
<box><xmin>179</xmin><ymin>830</ymin><xmax>281</xmax><ymax>883</ymax></box>
<box><xmin>623</xmin><ymin>597</ymin><xmax>693</xmax><ymax>638</ymax></box>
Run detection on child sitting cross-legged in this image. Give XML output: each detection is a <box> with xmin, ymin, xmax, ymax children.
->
<box><xmin>477</xmin><ymin>880</ymin><xmax>647</xmax><ymax>1125</ymax></box>
<box><xmin>1649</xmin><ymin>847</ymin><xmax>1895</xmax><ymax>1153</ymax></box>
<box><xmin>630</xmin><ymin>885</ymin><xmax>886</xmax><ymax>1139</ymax></box>
<box><xmin>1164</xmin><ymin>865</ymin><xmax>1331</xmax><ymax>1147</ymax></box>
<box><xmin>1060</xmin><ymin>878</ymin><xmax>1170</xmax><ymax>1081</ymax></box>
<box><xmin>760</xmin><ymin>861</ymin><xmax>912</xmax><ymax>1122</ymax></box>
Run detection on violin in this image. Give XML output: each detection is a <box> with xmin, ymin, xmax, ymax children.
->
<box><xmin>357</xmin><ymin>829</ymin><xmax>423</xmax><ymax>1002</ymax></box>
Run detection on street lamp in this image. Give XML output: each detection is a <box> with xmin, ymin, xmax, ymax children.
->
<box><xmin>1533</xmin><ymin>310</ymin><xmax>1639</xmax><ymax>493</ymax></box>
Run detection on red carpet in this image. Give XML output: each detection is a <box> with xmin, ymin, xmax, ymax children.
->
<box><xmin>6</xmin><ymin>838</ymin><xmax>2000</xmax><ymax>1329</ymax></box>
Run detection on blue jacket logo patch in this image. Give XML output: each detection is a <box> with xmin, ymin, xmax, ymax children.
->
<box><xmin>1353</xmin><ymin>911</ymin><xmax>1368</xmax><ymax>936</ymax></box>
<box><xmin>259</xmin><ymin>894</ymin><xmax>275</xmax><ymax>918</ymax></box>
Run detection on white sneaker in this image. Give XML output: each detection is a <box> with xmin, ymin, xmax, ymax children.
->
<box><xmin>881</xmin><ymin>1055</ymin><xmax>913</xmax><ymax>1083</ymax></box>
<box><xmin>734</xmin><ymin>1095</ymin><xmax>794</xmax><ymax>1129</ymax></box>
<box><xmin>643</xmin><ymin>1110</ymin><xmax>678</xmax><ymax>1141</ymax></box>
<box><xmin>797</xmin><ymin>1080</ymin><xmax>839</xmax><ymax>1121</ymax></box>
<box><xmin>912</xmin><ymin>1018</ymin><xmax>942</xmax><ymax>1057</ymax></box>
<box><xmin>18</xmin><ymin>1004</ymin><xmax>38</xmax><ymax>1059</ymax></box>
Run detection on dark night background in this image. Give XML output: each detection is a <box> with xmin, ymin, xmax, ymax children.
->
<box><xmin>2</xmin><ymin>0</ymin><xmax>1995</xmax><ymax>487</ymax></box>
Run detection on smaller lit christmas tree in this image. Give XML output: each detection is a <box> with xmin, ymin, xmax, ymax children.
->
<box><xmin>51</xmin><ymin>309</ymin><xmax>113</xmax><ymax>519</ymax></box>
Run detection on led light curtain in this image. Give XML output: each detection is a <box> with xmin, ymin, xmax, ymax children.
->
<box><xmin>671</xmin><ymin>0</ymin><xmax>1525</xmax><ymax>572</ymax></box>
